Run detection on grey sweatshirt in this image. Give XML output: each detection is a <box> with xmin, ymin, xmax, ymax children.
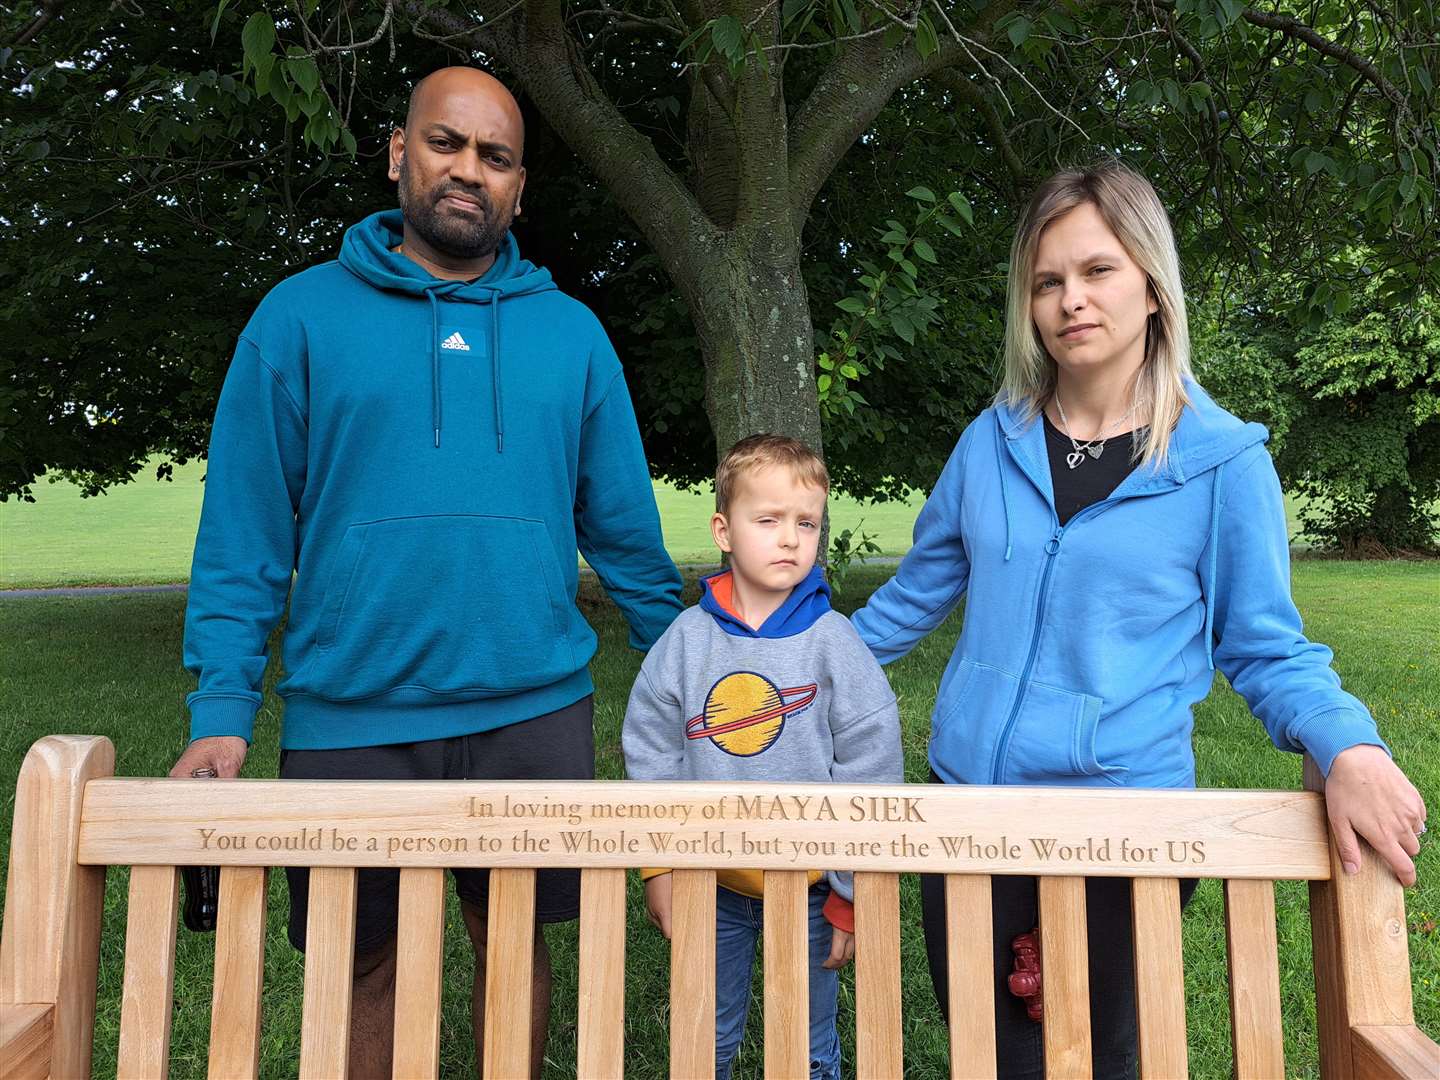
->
<box><xmin>622</xmin><ymin>567</ymin><xmax>903</xmax><ymax>902</ymax></box>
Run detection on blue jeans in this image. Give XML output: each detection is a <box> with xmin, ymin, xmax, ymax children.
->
<box><xmin>714</xmin><ymin>885</ymin><xmax>841</xmax><ymax>1080</ymax></box>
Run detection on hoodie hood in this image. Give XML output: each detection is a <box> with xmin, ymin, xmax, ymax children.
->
<box><xmin>700</xmin><ymin>565</ymin><xmax>832</xmax><ymax>639</ymax></box>
<box><xmin>993</xmin><ymin>379</ymin><xmax>1268</xmax><ymax>668</ymax></box>
<box><xmin>338</xmin><ymin>209</ymin><xmax>557</xmax><ymax>450</ymax></box>
<box><xmin>994</xmin><ymin>379</ymin><xmax>1268</xmax><ymax>490</ymax></box>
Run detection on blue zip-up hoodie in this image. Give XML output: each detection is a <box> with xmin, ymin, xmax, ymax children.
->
<box><xmin>851</xmin><ymin>382</ymin><xmax>1385</xmax><ymax>788</ymax></box>
<box><xmin>184</xmin><ymin>210</ymin><xmax>683</xmax><ymax>749</ymax></box>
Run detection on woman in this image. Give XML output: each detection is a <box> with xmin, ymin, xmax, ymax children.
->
<box><xmin>850</xmin><ymin>160</ymin><xmax>1426</xmax><ymax>1078</ymax></box>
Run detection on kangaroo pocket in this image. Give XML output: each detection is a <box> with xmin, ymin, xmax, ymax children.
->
<box><xmin>297</xmin><ymin>515</ymin><xmax>575</xmax><ymax>700</ymax></box>
<box><xmin>931</xmin><ymin>659</ymin><xmax>1125</xmax><ymax>786</ymax></box>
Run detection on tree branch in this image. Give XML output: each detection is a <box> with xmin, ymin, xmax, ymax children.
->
<box><xmin>1239</xmin><ymin>7</ymin><xmax>1410</xmax><ymax>120</ymax></box>
<box><xmin>931</xmin><ymin>67</ymin><xmax>1026</xmax><ymax>191</ymax></box>
<box><xmin>786</xmin><ymin>0</ymin><xmax>1019</xmax><ymax>229</ymax></box>
<box><xmin>1146</xmin><ymin>0</ymin><xmax>1412</xmax><ymax>125</ymax></box>
<box><xmin>11</xmin><ymin>0</ymin><xmax>64</xmax><ymax>47</ymax></box>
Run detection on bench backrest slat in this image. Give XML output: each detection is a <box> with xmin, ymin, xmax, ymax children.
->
<box><xmin>483</xmin><ymin>867</ymin><xmax>537</xmax><ymax>1079</ymax></box>
<box><xmin>1131</xmin><ymin>877</ymin><xmax>1188</xmax><ymax>1078</ymax></box>
<box><xmin>299</xmin><ymin>866</ymin><xmax>357</xmax><ymax>1079</ymax></box>
<box><xmin>1038</xmin><ymin>876</ymin><xmax>1092</xmax><ymax>1077</ymax></box>
<box><xmin>854</xmin><ymin>871</ymin><xmax>903</xmax><ymax>1077</ymax></box>
<box><xmin>1223</xmin><ymin>878</ymin><xmax>1286</xmax><ymax>1078</ymax></box>
<box><xmin>393</xmin><ymin>867</ymin><xmax>445</xmax><ymax>1079</ymax></box>
<box><xmin>209</xmin><ymin>865</ymin><xmax>268</xmax><ymax>1080</ymax></box>
<box><xmin>117</xmin><ymin>864</ymin><xmax>179</xmax><ymax>1078</ymax></box>
<box><xmin>945</xmin><ymin>874</ymin><xmax>997</xmax><ymax>1078</ymax></box>
<box><xmin>576</xmin><ymin>867</ymin><xmax>626</xmax><ymax>1079</ymax></box>
<box><xmin>761</xmin><ymin>870</ymin><xmax>810</xmax><ymax>1078</ymax></box>
<box><xmin>670</xmin><ymin>869</ymin><xmax>717</xmax><ymax>1078</ymax></box>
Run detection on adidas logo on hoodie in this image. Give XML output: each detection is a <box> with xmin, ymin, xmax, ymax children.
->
<box><xmin>440</xmin><ymin>331</ymin><xmax>470</xmax><ymax>351</ymax></box>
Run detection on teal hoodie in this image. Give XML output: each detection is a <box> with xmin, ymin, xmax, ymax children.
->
<box><xmin>852</xmin><ymin>383</ymin><xmax>1385</xmax><ymax>788</ymax></box>
<box><xmin>184</xmin><ymin>210</ymin><xmax>683</xmax><ymax>749</ymax></box>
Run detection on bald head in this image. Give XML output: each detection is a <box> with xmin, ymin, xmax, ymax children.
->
<box><xmin>405</xmin><ymin>67</ymin><xmax>524</xmax><ymax>160</ymax></box>
<box><xmin>389</xmin><ymin>66</ymin><xmax>528</xmax><ymax>269</ymax></box>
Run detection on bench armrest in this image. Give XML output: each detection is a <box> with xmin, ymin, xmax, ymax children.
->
<box><xmin>1352</xmin><ymin>1025</ymin><xmax>1440</xmax><ymax>1080</ymax></box>
<box><xmin>0</xmin><ymin>1003</ymin><xmax>54</xmax><ymax>1080</ymax></box>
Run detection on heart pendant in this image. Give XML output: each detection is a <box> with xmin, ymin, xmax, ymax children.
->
<box><xmin>1088</xmin><ymin>443</ymin><xmax>1104</xmax><ymax>459</ymax></box>
<box><xmin>1066</xmin><ymin>450</ymin><xmax>1085</xmax><ymax>469</ymax></box>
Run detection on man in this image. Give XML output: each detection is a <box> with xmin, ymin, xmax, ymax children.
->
<box><xmin>170</xmin><ymin>67</ymin><xmax>683</xmax><ymax>1078</ymax></box>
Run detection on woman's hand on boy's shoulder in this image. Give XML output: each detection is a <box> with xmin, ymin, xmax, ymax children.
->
<box><xmin>1325</xmin><ymin>744</ymin><xmax>1427</xmax><ymax>887</ymax></box>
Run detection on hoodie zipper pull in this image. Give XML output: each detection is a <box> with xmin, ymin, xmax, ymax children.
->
<box><xmin>1044</xmin><ymin>529</ymin><xmax>1063</xmax><ymax>556</ymax></box>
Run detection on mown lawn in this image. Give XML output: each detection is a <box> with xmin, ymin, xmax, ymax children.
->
<box><xmin>0</xmin><ymin>562</ymin><xmax>1435</xmax><ymax>1077</ymax></box>
<box><xmin>0</xmin><ymin>460</ymin><xmax>922</xmax><ymax>587</ymax></box>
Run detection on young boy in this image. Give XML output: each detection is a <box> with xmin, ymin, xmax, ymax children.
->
<box><xmin>622</xmin><ymin>434</ymin><xmax>902</xmax><ymax>1080</ymax></box>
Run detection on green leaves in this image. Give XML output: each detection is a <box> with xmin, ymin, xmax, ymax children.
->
<box><xmin>240</xmin><ymin>12</ymin><xmax>275</xmax><ymax>74</ymax></box>
<box><xmin>710</xmin><ymin>16</ymin><xmax>743</xmax><ymax>62</ymax></box>
<box><xmin>286</xmin><ymin>57</ymin><xmax>320</xmax><ymax>96</ymax></box>
<box><xmin>233</xmin><ymin>14</ymin><xmax>347</xmax><ymax>151</ymax></box>
<box><xmin>816</xmin><ymin>184</ymin><xmax>973</xmax><ymax>418</ymax></box>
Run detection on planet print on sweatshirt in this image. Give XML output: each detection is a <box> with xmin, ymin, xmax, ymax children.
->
<box><xmin>685</xmin><ymin>671</ymin><xmax>819</xmax><ymax>756</ymax></box>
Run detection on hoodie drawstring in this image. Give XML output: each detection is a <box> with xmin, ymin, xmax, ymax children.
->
<box><xmin>1203</xmin><ymin>462</ymin><xmax>1224</xmax><ymax>671</ymax></box>
<box><xmin>482</xmin><ymin>286</ymin><xmax>504</xmax><ymax>453</ymax></box>
<box><xmin>424</xmin><ymin>282</ymin><xmax>506</xmax><ymax>453</ymax></box>
<box><xmin>994</xmin><ymin>419</ymin><xmax>1014</xmax><ymax>561</ymax></box>
<box><xmin>427</xmin><ymin>290</ymin><xmax>442</xmax><ymax>448</ymax></box>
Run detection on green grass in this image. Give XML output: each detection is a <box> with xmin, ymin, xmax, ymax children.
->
<box><xmin>2</xmin><ymin>459</ymin><xmax>1316</xmax><ymax>589</ymax></box>
<box><xmin>0</xmin><ymin>461</ymin><xmax>923</xmax><ymax>588</ymax></box>
<box><xmin>1</xmin><ymin>562</ymin><xmax>1435</xmax><ymax>1077</ymax></box>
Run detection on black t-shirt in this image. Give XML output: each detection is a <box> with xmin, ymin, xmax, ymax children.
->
<box><xmin>1043</xmin><ymin>413</ymin><xmax>1139</xmax><ymax>525</ymax></box>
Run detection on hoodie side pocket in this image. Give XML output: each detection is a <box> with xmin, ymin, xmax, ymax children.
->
<box><xmin>303</xmin><ymin>514</ymin><xmax>573</xmax><ymax>699</ymax></box>
<box><xmin>929</xmin><ymin>658</ymin><xmax>1011</xmax><ymax>784</ymax></box>
<box><xmin>1002</xmin><ymin>679</ymin><xmax>1127</xmax><ymax>786</ymax></box>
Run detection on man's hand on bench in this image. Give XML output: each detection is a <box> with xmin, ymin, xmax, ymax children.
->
<box><xmin>169</xmin><ymin>736</ymin><xmax>249</xmax><ymax>780</ymax></box>
<box><xmin>1326</xmin><ymin>744</ymin><xmax>1428</xmax><ymax>887</ymax></box>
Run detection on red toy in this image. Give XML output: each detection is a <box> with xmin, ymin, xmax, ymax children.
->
<box><xmin>1008</xmin><ymin>929</ymin><xmax>1043</xmax><ymax>1022</ymax></box>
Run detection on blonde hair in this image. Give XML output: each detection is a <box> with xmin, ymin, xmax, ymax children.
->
<box><xmin>998</xmin><ymin>160</ymin><xmax>1192</xmax><ymax>467</ymax></box>
<box><xmin>715</xmin><ymin>434</ymin><xmax>829</xmax><ymax>514</ymax></box>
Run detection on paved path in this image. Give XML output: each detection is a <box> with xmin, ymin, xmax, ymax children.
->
<box><xmin>0</xmin><ymin>558</ymin><xmax>909</xmax><ymax>601</ymax></box>
<box><xmin>0</xmin><ymin>583</ymin><xmax>191</xmax><ymax>599</ymax></box>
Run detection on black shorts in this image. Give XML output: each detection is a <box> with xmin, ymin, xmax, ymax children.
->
<box><xmin>281</xmin><ymin>695</ymin><xmax>595</xmax><ymax>955</ymax></box>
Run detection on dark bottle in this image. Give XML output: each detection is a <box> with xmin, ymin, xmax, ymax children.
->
<box><xmin>180</xmin><ymin>766</ymin><xmax>221</xmax><ymax>932</ymax></box>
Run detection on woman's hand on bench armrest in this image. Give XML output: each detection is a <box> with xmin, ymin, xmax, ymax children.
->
<box><xmin>1325</xmin><ymin>745</ymin><xmax>1427</xmax><ymax>887</ymax></box>
<box><xmin>168</xmin><ymin>736</ymin><xmax>249</xmax><ymax>780</ymax></box>
<box><xmin>645</xmin><ymin>874</ymin><xmax>673</xmax><ymax>939</ymax></box>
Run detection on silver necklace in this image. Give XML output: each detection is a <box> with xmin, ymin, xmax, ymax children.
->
<box><xmin>1054</xmin><ymin>392</ymin><xmax>1136</xmax><ymax>469</ymax></box>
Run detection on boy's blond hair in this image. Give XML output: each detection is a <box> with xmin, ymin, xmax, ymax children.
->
<box><xmin>715</xmin><ymin>434</ymin><xmax>829</xmax><ymax>514</ymax></box>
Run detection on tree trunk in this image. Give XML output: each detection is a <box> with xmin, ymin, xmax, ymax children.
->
<box><xmin>682</xmin><ymin>228</ymin><xmax>822</xmax><ymax>461</ymax></box>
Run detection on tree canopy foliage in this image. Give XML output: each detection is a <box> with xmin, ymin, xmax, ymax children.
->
<box><xmin>3</xmin><ymin>1</ymin><xmax>1435</xmax><ymax>547</ymax></box>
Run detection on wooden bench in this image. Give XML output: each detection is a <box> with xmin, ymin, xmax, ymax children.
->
<box><xmin>2</xmin><ymin>734</ymin><xmax>1436</xmax><ymax>1078</ymax></box>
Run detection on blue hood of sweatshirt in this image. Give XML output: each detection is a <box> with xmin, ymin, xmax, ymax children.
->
<box><xmin>339</xmin><ymin>209</ymin><xmax>556</xmax><ymax>450</ymax></box>
<box><xmin>700</xmin><ymin>565</ymin><xmax>831</xmax><ymax>638</ymax></box>
<box><xmin>853</xmin><ymin>381</ymin><xmax>1383</xmax><ymax>788</ymax></box>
